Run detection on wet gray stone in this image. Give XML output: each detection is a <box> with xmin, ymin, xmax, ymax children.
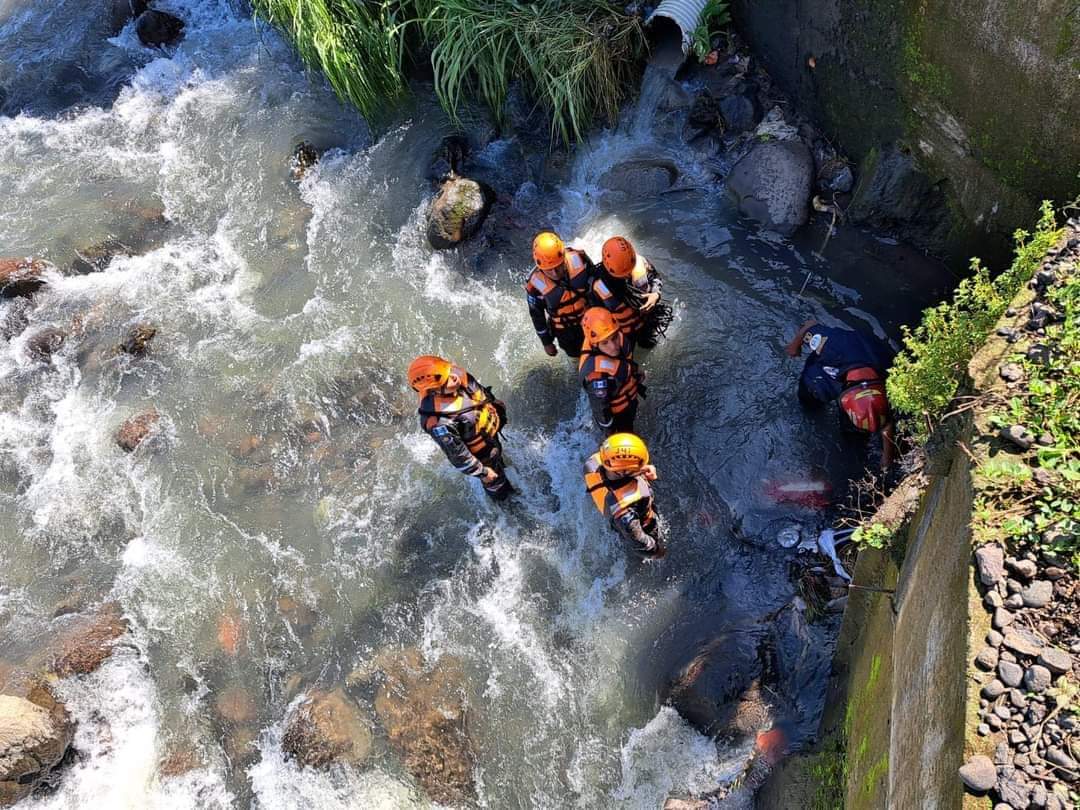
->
<box><xmin>976</xmin><ymin>545</ymin><xmax>1006</xmax><ymax>585</ymax></box>
<box><xmin>1006</xmin><ymin>558</ymin><xmax>1038</xmax><ymax>580</ymax></box>
<box><xmin>977</xmin><ymin>722</ymin><xmax>991</xmax><ymax>736</ymax></box>
<box><xmin>1030</xmin><ymin>784</ymin><xmax>1047</xmax><ymax>807</ymax></box>
<box><xmin>975</xmin><ymin>646</ymin><xmax>999</xmax><ymax>670</ymax></box>
<box><xmin>958</xmin><ymin>755</ymin><xmax>996</xmax><ymax>792</ymax></box>
<box><xmin>1023</xmin><ymin>665</ymin><xmax>1052</xmax><ymax>693</ymax></box>
<box><xmin>1021</xmin><ymin>580</ymin><xmax>1054</xmax><ymax>608</ymax></box>
<box><xmin>1004</xmin><ymin>593</ymin><xmax>1025</xmax><ymax>609</ymax></box>
<box><xmin>1037</xmin><ymin>647</ymin><xmax>1072</xmax><ymax>675</ymax></box>
<box><xmin>1009</xmin><ymin>689</ymin><xmax>1027</xmax><ymax>709</ymax></box>
<box><xmin>982</xmin><ymin>679</ymin><xmax>1006</xmax><ymax>699</ymax></box>
<box><xmin>994</xmin><ymin>704</ymin><xmax>1012</xmax><ymax>720</ymax></box>
<box><xmin>986</xmin><ymin>629</ymin><xmax>1004</xmax><ymax>647</ymax></box>
<box><xmin>994</xmin><ymin>742</ymin><xmax>1011</xmax><ymax>765</ymax></box>
<box><xmin>999</xmin><ymin>660</ymin><xmax>1024</xmax><ymax>688</ymax></box>
<box><xmin>1002</xmin><ymin>628</ymin><xmax>1043</xmax><ymax>657</ymax></box>
<box><xmin>993</xmin><ymin>608</ymin><xmax>1015</xmax><ymax>630</ymax></box>
<box><xmin>998</xmin><ymin>777</ymin><xmax>1031</xmax><ymax>808</ymax></box>
<box><xmin>1000</xmin><ymin>363</ymin><xmax>1024</xmax><ymax>382</ymax></box>
<box><xmin>1007</xmin><ymin>578</ymin><xmax>1023</xmax><ymax>594</ymax></box>
<box><xmin>986</xmin><ymin>590</ymin><xmax>1005</xmax><ymax>609</ymax></box>
<box><xmin>1045</xmin><ymin>746</ymin><xmax>1078</xmax><ymax>771</ymax></box>
<box><xmin>1001</xmin><ymin>424</ymin><xmax>1034</xmax><ymax>450</ymax></box>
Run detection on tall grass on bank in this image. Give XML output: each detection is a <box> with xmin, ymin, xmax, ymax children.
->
<box><xmin>251</xmin><ymin>0</ymin><xmax>645</xmax><ymax>142</ymax></box>
<box><xmin>253</xmin><ymin>0</ymin><xmax>408</xmax><ymax>122</ymax></box>
<box><xmin>413</xmin><ymin>0</ymin><xmax>644</xmax><ymax>143</ymax></box>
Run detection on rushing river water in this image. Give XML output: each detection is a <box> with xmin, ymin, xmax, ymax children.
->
<box><xmin>0</xmin><ymin>2</ymin><xmax>952</xmax><ymax>807</ymax></box>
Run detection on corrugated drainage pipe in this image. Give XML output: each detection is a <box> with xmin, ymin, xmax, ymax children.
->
<box><xmin>646</xmin><ymin>0</ymin><xmax>711</xmax><ymax>55</ymax></box>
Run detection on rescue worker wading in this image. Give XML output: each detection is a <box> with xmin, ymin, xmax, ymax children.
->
<box><xmin>785</xmin><ymin>320</ymin><xmax>897</xmax><ymax>469</ymax></box>
<box><xmin>525</xmin><ymin>231</ymin><xmax>596</xmax><ymax>358</ymax></box>
<box><xmin>591</xmin><ymin>236</ymin><xmax>671</xmax><ymax>349</ymax></box>
<box><xmin>583</xmin><ymin>433</ymin><xmax>664</xmax><ymax>558</ymax></box>
<box><xmin>408</xmin><ymin>355</ymin><xmax>513</xmax><ymax>500</ymax></box>
<box><xmin>578</xmin><ymin>307</ymin><xmax>645</xmax><ymax>434</ymax></box>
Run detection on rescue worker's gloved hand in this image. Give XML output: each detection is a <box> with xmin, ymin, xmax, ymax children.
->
<box><xmin>543</xmin><ymin>342</ymin><xmax>558</xmax><ymax>357</ymax></box>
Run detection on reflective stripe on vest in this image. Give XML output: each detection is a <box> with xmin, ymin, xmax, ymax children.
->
<box><xmin>593</xmin><ymin>278</ymin><xmax>642</xmax><ymax>335</ymax></box>
<box><xmin>421</xmin><ymin>386</ymin><xmax>500</xmax><ymax>450</ymax></box>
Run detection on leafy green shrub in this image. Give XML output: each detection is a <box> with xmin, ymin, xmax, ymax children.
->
<box><xmin>251</xmin><ymin>0</ymin><xmax>646</xmax><ymax>143</ymax></box>
<box><xmin>887</xmin><ymin>201</ymin><xmax>1063</xmax><ymax>433</ymax></box>
<box><xmin>851</xmin><ymin>522</ymin><xmax>892</xmax><ymax>550</ymax></box>
<box><xmin>691</xmin><ymin>0</ymin><xmax>730</xmax><ymax>61</ymax></box>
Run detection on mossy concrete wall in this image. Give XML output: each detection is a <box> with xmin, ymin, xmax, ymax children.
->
<box><xmin>732</xmin><ymin>0</ymin><xmax>1080</xmax><ymax>264</ymax></box>
<box><xmin>760</xmin><ymin>442</ymin><xmax>973</xmax><ymax>808</ymax></box>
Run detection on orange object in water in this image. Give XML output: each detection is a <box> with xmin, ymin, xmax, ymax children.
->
<box><xmin>217</xmin><ymin>612</ymin><xmax>244</xmax><ymax>656</ymax></box>
<box><xmin>763</xmin><ymin>479</ymin><xmax>833</xmax><ymax>509</ymax></box>
<box><xmin>755</xmin><ymin>728</ymin><xmax>788</xmax><ymax>766</ymax></box>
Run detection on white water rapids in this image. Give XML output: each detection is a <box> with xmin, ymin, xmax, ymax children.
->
<box><xmin>0</xmin><ymin>1</ymin><xmax>950</xmax><ymax>807</ymax></box>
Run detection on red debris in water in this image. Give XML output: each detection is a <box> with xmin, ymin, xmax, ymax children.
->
<box><xmin>217</xmin><ymin>611</ymin><xmax>244</xmax><ymax>656</ymax></box>
<box><xmin>754</xmin><ymin>728</ymin><xmax>788</xmax><ymax>765</ymax></box>
<box><xmin>763</xmin><ymin>479</ymin><xmax>833</xmax><ymax>509</ymax></box>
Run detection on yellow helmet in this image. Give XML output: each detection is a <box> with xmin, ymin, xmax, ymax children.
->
<box><xmin>532</xmin><ymin>231</ymin><xmax>565</xmax><ymax>271</ymax></box>
<box><xmin>407</xmin><ymin>354</ymin><xmax>453</xmax><ymax>393</ymax></box>
<box><xmin>600</xmin><ymin>433</ymin><xmax>649</xmax><ymax>473</ymax></box>
<box><xmin>582</xmin><ymin>307</ymin><xmax>619</xmax><ymax>345</ymax></box>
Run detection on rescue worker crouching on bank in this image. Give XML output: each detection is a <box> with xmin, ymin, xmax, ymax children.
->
<box><xmin>583</xmin><ymin>433</ymin><xmax>664</xmax><ymax>559</ymax></box>
<box><xmin>578</xmin><ymin>307</ymin><xmax>645</xmax><ymax>434</ymax></box>
<box><xmin>525</xmin><ymin>231</ymin><xmax>596</xmax><ymax>358</ymax></box>
<box><xmin>785</xmin><ymin>319</ymin><xmax>897</xmax><ymax>469</ymax></box>
<box><xmin>592</xmin><ymin>236</ymin><xmax>673</xmax><ymax>349</ymax></box>
<box><xmin>408</xmin><ymin>355</ymin><xmax>513</xmax><ymax>500</ymax></box>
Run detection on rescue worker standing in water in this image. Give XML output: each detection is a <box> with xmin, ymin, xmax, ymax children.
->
<box><xmin>583</xmin><ymin>433</ymin><xmax>664</xmax><ymax>558</ymax></box>
<box><xmin>591</xmin><ymin>236</ymin><xmax>672</xmax><ymax>349</ymax></box>
<box><xmin>408</xmin><ymin>355</ymin><xmax>513</xmax><ymax>500</ymax></box>
<box><xmin>578</xmin><ymin>307</ymin><xmax>645</xmax><ymax>434</ymax></box>
<box><xmin>525</xmin><ymin>231</ymin><xmax>596</xmax><ymax>358</ymax></box>
<box><xmin>785</xmin><ymin>320</ymin><xmax>897</xmax><ymax>469</ymax></box>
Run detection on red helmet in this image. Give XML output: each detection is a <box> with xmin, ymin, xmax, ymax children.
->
<box><xmin>840</xmin><ymin>380</ymin><xmax>890</xmax><ymax>433</ymax></box>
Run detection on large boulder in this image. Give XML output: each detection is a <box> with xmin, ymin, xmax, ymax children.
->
<box><xmin>135</xmin><ymin>9</ymin><xmax>185</xmax><ymax>48</ymax></box>
<box><xmin>373</xmin><ymin>648</ymin><xmax>476</xmax><ymax>805</ymax></box>
<box><xmin>0</xmin><ymin>258</ymin><xmax>48</xmax><ymax>298</ymax></box>
<box><xmin>426</xmin><ymin>177</ymin><xmax>493</xmax><ymax>250</ymax></box>
<box><xmin>282</xmin><ymin>688</ymin><xmax>372</xmax><ymax>769</ymax></box>
<box><xmin>726</xmin><ymin>140</ymin><xmax>814</xmax><ymax>235</ymax></box>
<box><xmin>0</xmin><ymin>695</ymin><xmax>73</xmax><ymax>806</ymax></box>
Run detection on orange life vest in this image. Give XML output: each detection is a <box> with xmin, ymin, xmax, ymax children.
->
<box><xmin>578</xmin><ymin>348</ymin><xmax>642</xmax><ymax>415</ymax></box>
<box><xmin>583</xmin><ymin>452</ymin><xmax>655</xmax><ymax>523</ymax></box>
<box><xmin>591</xmin><ymin>255</ymin><xmax>653</xmax><ymax>338</ymax></box>
<box><xmin>418</xmin><ymin>373</ymin><xmax>501</xmax><ymax>454</ymax></box>
<box><xmin>524</xmin><ymin>249</ymin><xmax>592</xmax><ymax>332</ymax></box>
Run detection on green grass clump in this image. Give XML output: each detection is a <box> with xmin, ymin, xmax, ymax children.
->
<box><xmin>251</xmin><ymin>0</ymin><xmax>646</xmax><ymax>143</ymax></box>
<box><xmin>253</xmin><ymin>0</ymin><xmax>408</xmax><ymax>123</ymax></box>
<box><xmin>887</xmin><ymin>201</ymin><xmax>1063</xmax><ymax>433</ymax></box>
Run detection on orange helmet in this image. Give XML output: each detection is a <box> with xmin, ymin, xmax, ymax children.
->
<box><xmin>407</xmin><ymin>355</ymin><xmax>453</xmax><ymax>393</ymax></box>
<box><xmin>532</xmin><ymin>231</ymin><xmax>565</xmax><ymax>271</ymax></box>
<box><xmin>600</xmin><ymin>433</ymin><xmax>649</xmax><ymax>473</ymax></box>
<box><xmin>601</xmin><ymin>236</ymin><xmax>636</xmax><ymax>278</ymax></box>
<box><xmin>582</xmin><ymin>307</ymin><xmax>619</xmax><ymax>345</ymax></box>
<box><xmin>840</xmin><ymin>381</ymin><xmax>890</xmax><ymax>433</ymax></box>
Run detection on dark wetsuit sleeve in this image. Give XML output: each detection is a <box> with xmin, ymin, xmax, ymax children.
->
<box><xmin>427</xmin><ymin>420</ymin><xmax>485</xmax><ymax>477</ymax></box>
<box><xmin>613</xmin><ymin>510</ymin><xmax>650</xmax><ymax>548</ymax></box>
<box><xmin>526</xmin><ymin>288</ymin><xmax>554</xmax><ymax>345</ymax></box>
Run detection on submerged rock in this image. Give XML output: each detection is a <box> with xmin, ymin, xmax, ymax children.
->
<box><xmin>135</xmin><ymin>9</ymin><xmax>185</xmax><ymax>48</ymax></box>
<box><xmin>374</xmin><ymin>648</ymin><xmax>476</xmax><ymax>805</ymax></box>
<box><xmin>600</xmin><ymin>159</ymin><xmax>679</xmax><ymax>196</ymax></box>
<box><xmin>47</xmin><ymin>602</ymin><xmax>129</xmax><ymax>678</ymax></box>
<box><xmin>69</xmin><ymin>238</ymin><xmax>131</xmax><ymax>276</ymax></box>
<box><xmin>426</xmin><ymin>177</ymin><xmax>493</xmax><ymax>250</ymax></box>
<box><xmin>726</xmin><ymin>140</ymin><xmax>813</xmax><ymax>235</ymax></box>
<box><xmin>116</xmin><ymin>409</ymin><xmax>161</xmax><ymax>452</ymax></box>
<box><xmin>289</xmin><ymin>142</ymin><xmax>320</xmax><ymax>182</ymax></box>
<box><xmin>282</xmin><ymin>688</ymin><xmax>373</xmax><ymax>769</ymax></box>
<box><xmin>719</xmin><ymin>93</ymin><xmax>760</xmax><ymax>133</ymax></box>
<box><xmin>0</xmin><ymin>258</ymin><xmax>49</xmax><ymax>298</ymax></box>
<box><xmin>25</xmin><ymin>327</ymin><xmax>66</xmax><ymax>362</ymax></box>
<box><xmin>117</xmin><ymin>322</ymin><xmax>156</xmax><ymax>356</ymax></box>
<box><xmin>0</xmin><ymin>694</ymin><xmax>73</xmax><ymax>806</ymax></box>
